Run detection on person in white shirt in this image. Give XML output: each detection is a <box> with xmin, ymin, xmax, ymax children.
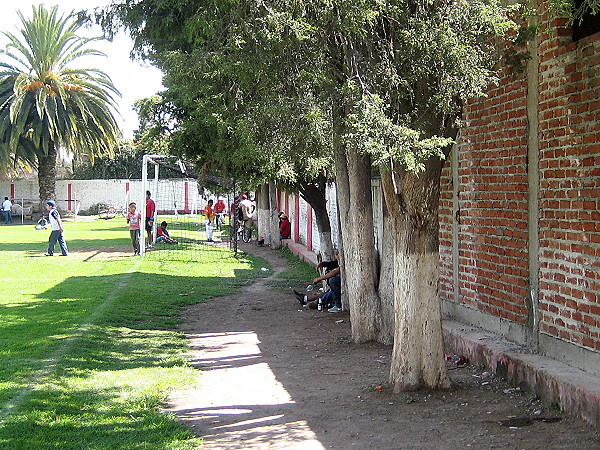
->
<box><xmin>2</xmin><ymin>197</ymin><xmax>12</xmax><ymax>224</ymax></box>
<box><xmin>44</xmin><ymin>201</ymin><xmax>68</xmax><ymax>256</ymax></box>
<box><xmin>238</xmin><ymin>194</ymin><xmax>256</xmax><ymax>229</ymax></box>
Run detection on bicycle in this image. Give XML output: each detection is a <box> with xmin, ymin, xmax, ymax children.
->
<box><xmin>99</xmin><ymin>204</ymin><xmax>127</xmax><ymax>219</ymax></box>
<box><xmin>236</xmin><ymin>219</ymin><xmax>255</xmax><ymax>243</ymax></box>
<box><xmin>215</xmin><ymin>212</ymin><xmax>226</xmax><ymax>230</ymax></box>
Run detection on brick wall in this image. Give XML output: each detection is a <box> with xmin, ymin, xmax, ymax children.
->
<box><xmin>439</xmin><ymin>5</ymin><xmax>600</xmax><ymax>358</ymax></box>
<box><xmin>438</xmin><ymin>159</ymin><xmax>454</xmax><ymax>304</ymax></box>
<box><xmin>440</xmin><ymin>68</ymin><xmax>530</xmax><ymax>324</ymax></box>
<box><xmin>537</xmin><ymin>15</ymin><xmax>600</xmax><ymax>351</ymax></box>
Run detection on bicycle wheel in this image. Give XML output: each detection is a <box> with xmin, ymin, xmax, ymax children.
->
<box><xmin>242</xmin><ymin>226</ymin><xmax>252</xmax><ymax>243</ymax></box>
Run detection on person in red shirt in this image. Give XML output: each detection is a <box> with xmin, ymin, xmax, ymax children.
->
<box><xmin>145</xmin><ymin>190</ymin><xmax>156</xmax><ymax>247</ymax></box>
<box><xmin>214</xmin><ymin>198</ymin><xmax>227</xmax><ymax>229</ymax></box>
<box><xmin>156</xmin><ymin>221</ymin><xmax>178</xmax><ymax>244</ymax></box>
<box><xmin>279</xmin><ymin>213</ymin><xmax>291</xmax><ymax>240</ymax></box>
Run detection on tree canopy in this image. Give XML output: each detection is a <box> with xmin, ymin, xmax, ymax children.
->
<box><xmin>0</xmin><ymin>5</ymin><xmax>121</xmax><ymax>203</ymax></box>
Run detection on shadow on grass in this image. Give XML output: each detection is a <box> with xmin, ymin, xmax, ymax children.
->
<box><xmin>0</xmin><ymin>238</ymin><xmax>131</xmax><ymax>253</ymax></box>
<box><xmin>1</xmin><ymin>382</ymin><xmax>200</xmax><ymax>449</ymax></box>
<box><xmin>0</xmin><ymin>265</ymin><xmax>267</xmax><ymax>448</ymax></box>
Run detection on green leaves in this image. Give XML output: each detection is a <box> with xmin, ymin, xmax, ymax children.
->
<box><xmin>343</xmin><ymin>89</ymin><xmax>450</xmax><ymax>173</ymax></box>
<box><xmin>103</xmin><ymin>0</ymin><xmax>518</xmax><ymax>180</ymax></box>
<box><xmin>0</xmin><ymin>4</ymin><xmax>121</xmax><ymax>189</ymax></box>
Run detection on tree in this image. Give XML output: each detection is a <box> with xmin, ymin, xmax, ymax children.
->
<box><xmin>323</xmin><ymin>1</ymin><xmax>516</xmax><ymax>390</ymax></box>
<box><xmin>103</xmin><ymin>0</ymin><xmax>517</xmax><ymax>391</ymax></box>
<box><xmin>0</xmin><ymin>5</ymin><xmax>120</xmax><ymax>205</ymax></box>
<box><xmin>70</xmin><ymin>141</ymin><xmax>145</xmax><ymax>180</ymax></box>
<box><xmin>101</xmin><ymin>0</ymin><xmax>338</xmax><ymax>255</ymax></box>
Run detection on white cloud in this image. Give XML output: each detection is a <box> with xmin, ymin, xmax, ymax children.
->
<box><xmin>0</xmin><ymin>1</ymin><xmax>164</xmax><ymax>139</ymax></box>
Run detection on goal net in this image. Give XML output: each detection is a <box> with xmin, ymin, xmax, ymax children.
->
<box><xmin>140</xmin><ymin>154</ymin><xmax>234</xmax><ymax>261</ymax></box>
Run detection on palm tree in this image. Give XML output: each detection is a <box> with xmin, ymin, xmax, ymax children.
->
<box><xmin>0</xmin><ymin>5</ymin><xmax>120</xmax><ymax>205</ymax></box>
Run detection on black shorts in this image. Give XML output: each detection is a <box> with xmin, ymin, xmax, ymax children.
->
<box><xmin>145</xmin><ymin>218</ymin><xmax>154</xmax><ymax>232</ymax></box>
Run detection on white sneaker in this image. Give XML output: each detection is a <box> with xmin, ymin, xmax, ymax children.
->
<box><xmin>328</xmin><ymin>306</ymin><xmax>341</xmax><ymax>313</ymax></box>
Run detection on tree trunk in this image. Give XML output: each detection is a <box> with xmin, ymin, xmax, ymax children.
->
<box><xmin>334</xmin><ymin>139</ymin><xmax>381</xmax><ymax>343</ymax></box>
<box><xmin>268</xmin><ymin>181</ymin><xmax>281</xmax><ymax>249</ymax></box>
<box><xmin>382</xmin><ymin>160</ymin><xmax>451</xmax><ymax>392</ymax></box>
<box><xmin>37</xmin><ymin>142</ymin><xmax>57</xmax><ymax>208</ymax></box>
<box><xmin>300</xmin><ymin>177</ymin><xmax>334</xmax><ymax>261</ymax></box>
<box><xmin>256</xmin><ymin>183</ymin><xmax>269</xmax><ymax>241</ymax></box>
<box><xmin>376</xmin><ymin>203</ymin><xmax>396</xmax><ymax>345</ymax></box>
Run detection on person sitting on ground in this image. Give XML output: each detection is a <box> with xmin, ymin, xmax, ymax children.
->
<box><xmin>35</xmin><ymin>215</ymin><xmax>48</xmax><ymax>230</ymax></box>
<box><xmin>279</xmin><ymin>213</ymin><xmax>291</xmax><ymax>240</ymax></box>
<box><xmin>293</xmin><ymin>250</ymin><xmax>342</xmax><ymax>313</ymax></box>
<box><xmin>156</xmin><ymin>221</ymin><xmax>178</xmax><ymax>244</ymax></box>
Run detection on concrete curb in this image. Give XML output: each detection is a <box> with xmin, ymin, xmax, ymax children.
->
<box><xmin>443</xmin><ymin>320</ymin><xmax>600</xmax><ymax>427</ymax></box>
<box><xmin>285</xmin><ymin>240</ymin><xmax>600</xmax><ymax>427</ymax></box>
<box><xmin>285</xmin><ymin>241</ymin><xmax>318</xmax><ymax>266</ymax></box>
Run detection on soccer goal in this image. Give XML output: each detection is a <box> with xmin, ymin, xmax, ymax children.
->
<box><xmin>140</xmin><ymin>154</ymin><xmax>233</xmax><ymax>261</ymax></box>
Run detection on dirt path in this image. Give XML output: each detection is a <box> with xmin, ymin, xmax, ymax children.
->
<box><xmin>164</xmin><ymin>243</ymin><xmax>599</xmax><ymax>449</ymax></box>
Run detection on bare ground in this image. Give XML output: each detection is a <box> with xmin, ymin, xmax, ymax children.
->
<box><xmin>163</xmin><ymin>243</ymin><xmax>600</xmax><ymax>449</ymax></box>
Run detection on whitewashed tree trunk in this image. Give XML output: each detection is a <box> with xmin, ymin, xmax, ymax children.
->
<box><xmin>256</xmin><ymin>183</ymin><xmax>269</xmax><ymax>241</ymax></box>
<box><xmin>377</xmin><ymin>210</ymin><xmax>396</xmax><ymax>345</ymax></box>
<box><xmin>334</xmin><ymin>142</ymin><xmax>381</xmax><ymax>343</ymax></box>
<box><xmin>382</xmin><ymin>165</ymin><xmax>450</xmax><ymax>391</ymax></box>
<box><xmin>317</xmin><ymin>231</ymin><xmax>334</xmax><ymax>261</ymax></box>
<box><xmin>268</xmin><ymin>181</ymin><xmax>281</xmax><ymax>248</ymax></box>
<box><xmin>301</xmin><ymin>180</ymin><xmax>335</xmax><ymax>262</ymax></box>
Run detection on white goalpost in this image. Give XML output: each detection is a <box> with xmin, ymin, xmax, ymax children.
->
<box><xmin>140</xmin><ymin>154</ymin><xmax>233</xmax><ymax>261</ymax></box>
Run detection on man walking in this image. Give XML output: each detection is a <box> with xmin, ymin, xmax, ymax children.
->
<box><xmin>2</xmin><ymin>197</ymin><xmax>12</xmax><ymax>224</ymax></box>
<box><xmin>44</xmin><ymin>201</ymin><xmax>68</xmax><ymax>256</ymax></box>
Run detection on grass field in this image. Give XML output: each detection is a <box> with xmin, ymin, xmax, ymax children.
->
<box><xmin>0</xmin><ymin>217</ymin><xmax>267</xmax><ymax>449</ymax></box>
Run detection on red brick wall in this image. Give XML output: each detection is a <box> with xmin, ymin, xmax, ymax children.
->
<box><xmin>439</xmin><ymin>8</ymin><xmax>600</xmax><ymax>354</ymax></box>
<box><xmin>440</xmin><ymin>68</ymin><xmax>530</xmax><ymax>324</ymax></box>
<box><xmin>439</xmin><ymin>161</ymin><xmax>454</xmax><ymax>303</ymax></box>
<box><xmin>537</xmin><ymin>15</ymin><xmax>600</xmax><ymax>351</ymax></box>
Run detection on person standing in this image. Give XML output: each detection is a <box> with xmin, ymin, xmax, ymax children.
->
<box><xmin>2</xmin><ymin>197</ymin><xmax>12</xmax><ymax>224</ymax></box>
<box><xmin>145</xmin><ymin>190</ymin><xmax>156</xmax><ymax>248</ymax></box>
<box><xmin>44</xmin><ymin>201</ymin><xmax>68</xmax><ymax>256</ymax></box>
<box><xmin>238</xmin><ymin>194</ymin><xmax>256</xmax><ymax>231</ymax></box>
<box><xmin>127</xmin><ymin>202</ymin><xmax>141</xmax><ymax>255</ymax></box>
<box><xmin>213</xmin><ymin>197</ymin><xmax>227</xmax><ymax>229</ymax></box>
<box><xmin>202</xmin><ymin>199</ymin><xmax>216</xmax><ymax>242</ymax></box>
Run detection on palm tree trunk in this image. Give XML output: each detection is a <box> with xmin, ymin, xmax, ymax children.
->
<box><xmin>37</xmin><ymin>142</ymin><xmax>57</xmax><ymax>208</ymax></box>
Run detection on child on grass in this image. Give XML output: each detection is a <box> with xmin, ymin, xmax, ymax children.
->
<box><xmin>127</xmin><ymin>202</ymin><xmax>141</xmax><ymax>255</ymax></box>
<box><xmin>35</xmin><ymin>215</ymin><xmax>48</xmax><ymax>230</ymax></box>
<box><xmin>156</xmin><ymin>221</ymin><xmax>178</xmax><ymax>244</ymax></box>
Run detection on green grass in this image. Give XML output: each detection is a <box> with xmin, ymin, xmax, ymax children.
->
<box><xmin>0</xmin><ymin>219</ymin><xmax>267</xmax><ymax>449</ymax></box>
<box><xmin>265</xmin><ymin>247</ymin><xmax>319</xmax><ymax>291</ymax></box>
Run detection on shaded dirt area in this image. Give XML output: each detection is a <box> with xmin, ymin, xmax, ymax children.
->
<box><xmin>165</xmin><ymin>243</ymin><xmax>600</xmax><ymax>449</ymax></box>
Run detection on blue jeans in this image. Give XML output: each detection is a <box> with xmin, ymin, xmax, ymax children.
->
<box><xmin>322</xmin><ymin>274</ymin><xmax>341</xmax><ymax>308</ymax></box>
<box><xmin>48</xmin><ymin>230</ymin><xmax>68</xmax><ymax>256</ymax></box>
<box><xmin>3</xmin><ymin>210</ymin><xmax>11</xmax><ymax>224</ymax></box>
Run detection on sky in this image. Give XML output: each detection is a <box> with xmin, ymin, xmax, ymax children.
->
<box><xmin>0</xmin><ymin>1</ymin><xmax>164</xmax><ymax>139</ymax></box>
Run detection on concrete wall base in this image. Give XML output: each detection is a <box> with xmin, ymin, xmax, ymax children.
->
<box><xmin>444</xmin><ymin>320</ymin><xmax>600</xmax><ymax>427</ymax></box>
